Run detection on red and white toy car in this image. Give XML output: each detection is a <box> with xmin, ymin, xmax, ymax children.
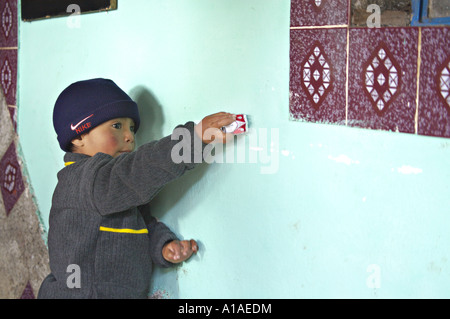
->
<box><xmin>221</xmin><ymin>114</ymin><xmax>248</xmax><ymax>135</ymax></box>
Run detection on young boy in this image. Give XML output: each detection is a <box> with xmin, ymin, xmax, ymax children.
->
<box><xmin>38</xmin><ymin>78</ymin><xmax>234</xmax><ymax>299</ymax></box>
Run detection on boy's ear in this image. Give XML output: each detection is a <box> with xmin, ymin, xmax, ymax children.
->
<box><xmin>71</xmin><ymin>136</ymin><xmax>84</xmax><ymax>148</ymax></box>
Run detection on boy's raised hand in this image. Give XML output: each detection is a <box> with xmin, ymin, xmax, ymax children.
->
<box><xmin>162</xmin><ymin>239</ymin><xmax>198</xmax><ymax>263</ymax></box>
<box><xmin>194</xmin><ymin>112</ymin><xmax>235</xmax><ymax>144</ymax></box>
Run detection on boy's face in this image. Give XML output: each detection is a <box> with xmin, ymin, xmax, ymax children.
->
<box><xmin>72</xmin><ymin>117</ymin><xmax>136</xmax><ymax>158</ymax></box>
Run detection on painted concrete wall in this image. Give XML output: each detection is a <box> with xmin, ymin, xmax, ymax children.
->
<box><xmin>18</xmin><ymin>0</ymin><xmax>450</xmax><ymax>298</ymax></box>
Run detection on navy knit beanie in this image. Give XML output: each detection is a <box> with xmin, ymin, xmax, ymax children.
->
<box><xmin>53</xmin><ymin>78</ymin><xmax>140</xmax><ymax>152</ymax></box>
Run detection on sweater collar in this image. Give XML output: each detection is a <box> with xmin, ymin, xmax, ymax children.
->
<box><xmin>63</xmin><ymin>152</ymin><xmax>91</xmax><ymax>165</ymax></box>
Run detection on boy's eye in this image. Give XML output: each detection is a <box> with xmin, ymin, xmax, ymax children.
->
<box><xmin>112</xmin><ymin>122</ymin><xmax>135</xmax><ymax>133</ymax></box>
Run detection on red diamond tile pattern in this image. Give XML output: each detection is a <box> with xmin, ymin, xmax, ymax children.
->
<box><xmin>418</xmin><ymin>27</ymin><xmax>450</xmax><ymax>138</ymax></box>
<box><xmin>0</xmin><ymin>49</ymin><xmax>17</xmax><ymax>106</ymax></box>
<box><xmin>290</xmin><ymin>2</ymin><xmax>450</xmax><ymax>140</ymax></box>
<box><xmin>0</xmin><ymin>0</ymin><xmax>17</xmax><ymax>48</ymax></box>
<box><xmin>290</xmin><ymin>28</ymin><xmax>347</xmax><ymax>125</ymax></box>
<box><xmin>362</xmin><ymin>43</ymin><xmax>402</xmax><ymax>115</ymax></box>
<box><xmin>291</xmin><ymin>0</ymin><xmax>349</xmax><ymax>27</ymax></box>
<box><xmin>347</xmin><ymin>28</ymin><xmax>418</xmax><ymax>133</ymax></box>
<box><xmin>1</xmin><ymin>141</ymin><xmax>24</xmax><ymax>216</ymax></box>
<box><xmin>301</xmin><ymin>42</ymin><xmax>334</xmax><ymax>109</ymax></box>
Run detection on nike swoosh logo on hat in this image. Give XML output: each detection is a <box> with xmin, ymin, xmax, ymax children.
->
<box><xmin>71</xmin><ymin>114</ymin><xmax>94</xmax><ymax>131</ymax></box>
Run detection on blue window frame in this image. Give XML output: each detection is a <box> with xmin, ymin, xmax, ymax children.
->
<box><xmin>411</xmin><ymin>0</ymin><xmax>450</xmax><ymax>26</ymax></box>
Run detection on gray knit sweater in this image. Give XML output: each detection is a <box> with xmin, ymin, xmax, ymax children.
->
<box><xmin>38</xmin><ymin>122</ymin><xmax>205</xmax><ymax>299</ymax></box>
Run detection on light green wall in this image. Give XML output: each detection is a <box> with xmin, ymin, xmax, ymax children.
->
<box><xmin>18</xmin><ymin>0</ymin><xmax>450</xmax><ymax>298</ymax></box>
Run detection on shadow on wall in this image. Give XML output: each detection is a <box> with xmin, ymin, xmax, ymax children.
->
<box><xmin>128</xmin><ymin>86</ymin><xmax>209</xmax><ymax>299</ymax></box>
<box><xmin>129</xmin><ymin>86</ymin><xmax>165</xmax><ymax>145</ymax></box>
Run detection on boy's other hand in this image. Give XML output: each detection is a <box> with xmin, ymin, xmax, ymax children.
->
<box><xmin>194</xmin><ymin>112</ymin><xmax>235</xmax><ymax>144</ymax></box>
<box><xmin>162</xmin><ymin>239</ymin><xmax>198</xmax><ymax>263</ymax></box>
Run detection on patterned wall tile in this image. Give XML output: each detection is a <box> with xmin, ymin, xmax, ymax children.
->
<box><xmin>291</xmin><ymin>0</ymin><xmax>349</xmax><ymax>27</ymax></box>
<box><xmin>290</xmin><ymin>28</ymin><xmax>347</xmax><ymax>125</ymax></box>
<box><xmin>418</xmin><ymin>27</ymin><xmax>450</xmax><ymax>138</ymax></box>
<box><xmin>0</xmin><ymin>49</ymin><xmax>17</xmax><ymax>106</ymax></box>
<box><xmin>347</xmin><ymin>28</ymin><xmax>419</xmax><ymax>133</ymax></box>
<box><xmin>0</xmin><ymin>0</ymin><xmax>50</xmax><ymax>299</ymax></box>
<box><xmin>0</xmin><ymin>141</ymin><xmax>24</xmax><ymax>216</ymax></box>
<box><xmin>0</xmin><ymin>0</ymin><xmax>18</xmax><ymax>48</ymax></box>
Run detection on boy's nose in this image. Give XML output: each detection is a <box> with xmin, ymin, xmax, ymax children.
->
<box><xmin>124</xmin><ymin>130</ymin><xmax>134</xmax><ymax>144</ymax></box>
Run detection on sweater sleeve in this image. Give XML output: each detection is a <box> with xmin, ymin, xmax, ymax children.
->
<box><xmin>146</xmin><ymin>217</ymin><xmax>179</xmax><ymax>268</ymax></box>
<box><xmin>90</xmin><ymin>121</ymin><xmax>206</xmax><ymax>216</ymax></box>
<box><xmin>138</xmin><ymin>203</ymin><xmax>178</xmax><ymax>268</ymax></box>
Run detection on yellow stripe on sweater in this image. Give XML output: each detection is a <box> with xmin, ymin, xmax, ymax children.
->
<box><xmin>99</xmin><ymin>226</ymin><xmax>149</xmax><ymax>234</ymax></box>
<box><xmin>65</xmin><ymin>162</ymin><xmax>76</xmax><ymax>167</ymax></box>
